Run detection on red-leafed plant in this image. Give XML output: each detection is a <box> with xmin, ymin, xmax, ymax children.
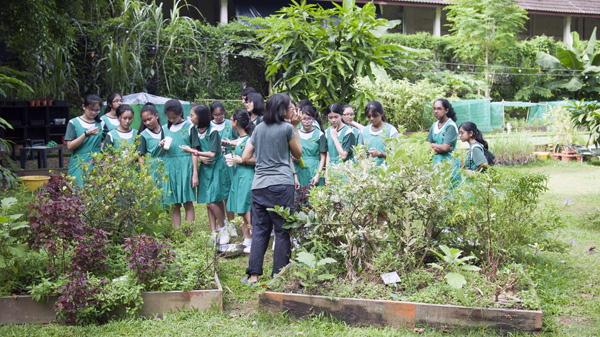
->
<box><xmin>123</xmin><ymin>234</ymin><xmax>176</xmax><ymax>289</ymax></box>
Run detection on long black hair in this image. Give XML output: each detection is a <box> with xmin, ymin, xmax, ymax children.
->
<box><xmin>192</xmin><ymin>104</ymin><xmax>211</xmax><ymax>129</ymax></box>
<box><xmin>232</xmin><ymin>109</ymin><xmax>255</xmax><ymax>136</ymax></box>
<box><xmin>83</xmin><ymin>94</ymin><xmax>102</xmax><ymax>123</ymax></box>
<box><xmin>246</xmin><ymin>92</ymin><xmax>265</xmax><ymax>117</ymax></box>
<box><xmin>264</xmin><ymin>93</ymin><xmax>290</xmax><ymax>125</ymax></box>
<box><xmin>241</xmin><ymin>87</ymin><xmax>257</xmax><ymax>98</ymax></box>
<box><xmin>459</xmin><ymin>122</ymin><xmax>488</xmax><ymax>149</ymax></box>
<box><xmin>138</xmin><ymin>102</ymin><xmax>160</xmax><ymax>135</ymax></box>
<box><xmin>106</xmin><ymin>92</ymin><xmax>122</xmax><ymax>113</ymax></box>
<box><xmin>164</xmin><ymin>99</ymin><xmax>184</xmax><ymax>129</ymax></box>
<box><xmin>115</xmin><ymin>104</ymin><xmax>133</xmax><ymax>118</ymax></box>
<box><xmin>210</xmin><ymin>101</ymin><xmax>226</xmax><ymax>119</ymax></box>
<box><xmin>302</xmin><ymin>105</ymin><xmax>324</xmax><ymax>131</ymax></box>
<box><xmin>325</xmin><ymin>103</ymin><xmax>344</xmax><ymax>123</ymax></box>
<box><xmin>364</xmin><ymin>100</ymin><xmax>387</xmax><ymax>123</ymax></box>
<box><xmin>434</xmin><ymin>98</ymin><xmax>457</xmax><ymax>122</ymax></box>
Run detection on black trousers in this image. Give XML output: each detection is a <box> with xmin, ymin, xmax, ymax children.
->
<box><xmin>246</xmin><ymin>185</ymin><xmax>295</xmax><ymax>277</ymax></box>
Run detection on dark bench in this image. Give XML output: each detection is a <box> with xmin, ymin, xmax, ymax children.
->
<box><xmin>20</xmin><ymin>146</ymin><xmax>64</xmax><ymax>169</ymax></box>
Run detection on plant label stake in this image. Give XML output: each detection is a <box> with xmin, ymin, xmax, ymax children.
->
<box><xmin>381</xmin><ymin>272</ymin><xmax>401</xmax><ymax>285</ymax></box>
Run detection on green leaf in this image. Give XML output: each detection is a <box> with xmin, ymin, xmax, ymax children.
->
<box><xmin>536</xmin><ymin>52</ymin><xmax>563</xmax><ymax>70</ymax></box>
<box><xmin>563</xmin><ymin>77</ymin><xmax>584</xmax><ymax>91</ymax></box>
<box><xmin>445</xmin><ymin>272</ymin><xmax>467</xmax><ymax>289</ymax></box>
<box><xmin>317</xmin><ymin>273</ymin><xmax>335</xmax><ymax>281</ymax></box>
<box><xmin>461</xmin><ymin>265</ymin><xmax>482</xmax><ymax>272</ymax></box>
<box><xmin>295</xmin><ymin>251</ymin><xmax>317</xmax><ymax>269</ymax></box>
<box><xmin>556</xmin><ymin>47</ymin><xmax>584</xmax><ymax>70</ymax></box>
<box><xmin>429</xmin><ymin>263</ymin><xmax>444</xmax><ymax>270</ymax></box>
<box><xmin>317</xmin><ymin>257</ymin><xmax>337</xmax><ymax>266</ymax></box>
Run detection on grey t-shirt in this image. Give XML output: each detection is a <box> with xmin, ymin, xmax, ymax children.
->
<box><xmin>249</xmin><ymin>121</ymin><xmax>296</xmax><ymax>190</ymax></box>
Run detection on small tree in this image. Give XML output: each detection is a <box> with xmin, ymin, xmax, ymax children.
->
<box><xmin>249</xmin><ymin>0</ymin><xmax>404</xmax><ymax>110</ymax></box>
<box><xmin>446</xmin><ymin>0</ymin><xmax>527</xmax><ymax>98</ymax></box>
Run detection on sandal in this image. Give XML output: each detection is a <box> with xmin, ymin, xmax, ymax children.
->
<box><xmin>240</xmin><ymin>276</ymin><xmax>259</xmax><ymax>287</ymax></box>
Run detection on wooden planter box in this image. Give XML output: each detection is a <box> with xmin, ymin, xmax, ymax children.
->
<box><xmin>0</xmin><ymin>272</ymin><xmax>222</xmax><ymax>324</ymax></box>
<box><xmin>260</xmin><ymin>290</ymin><xmax>542</xmax><ymax>332</ymax></box>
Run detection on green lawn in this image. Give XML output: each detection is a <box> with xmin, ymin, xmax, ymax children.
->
<box><xmin>1</xmin><ymin>160</ymin><xmax>599</xmax><ymax>336</ymax></box>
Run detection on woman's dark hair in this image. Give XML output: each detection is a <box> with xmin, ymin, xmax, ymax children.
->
<box><xmin>241</xmin><ymin>87</ymin><xmax>257</xmax><ymax>97</ymax></box>
<box><xmin>115</xmin><ymin>104</ymin><xmax>134</xmax><ymax>118</ymax></box>
<box><xmin>192</xmin><ymin>104</ymin><xmax>212</xmax><ymax>129</ymax></box>
<box><xmin>299</xmin><ymin>99</ymin><xmax>313</xmax><ymax>108</ymax></box>
<box><xmin>342</xmin><ymin>104</ymin><xmax>354</xmax><ymax>112</ymax></box>
<box><xmin>364</xmin><ymin>100</ymin><xmax>386</xmax><ymax>122</ymax></box>
<box><xmin>138</xmin><ymin>102</ymin><xmax>160</xmax><ymax>134</ymax></box>
<box><xmin>302</xmin><ymin>105</ymin><xmax>324</xmax><ymax>131</ymax></box>
<box><xmin>459</xmin><ymin>122</ymin><xmax>488</xmax><ymax>149</ymax></box>
<box><xmin>325</xmin><ymin>103</ymin><xmax>344</xmax><ymax>122</ymax></box>
<box><xmin>83</xmin><ymin>94</ymin><xmax>103</xmax><ymax>122</ymax></box>
<box><xmin>246</xmin><ymin>92</ymin><xmax>265</xmax><ymax>116</ymax></box>
<box><xmin>264</xmin><ymin>93</ymin><xmax>290</xmax><ymax>125</ymax></box>
<box><xmin>434</xmin><ymin>98</ymin><xmax>457</xmax><ymax>122</ymax></box>
<box><xmin>164</xmin><ymin>99</ymin><xmax>184</xmax><ymax>128</ymax></box>
<box><xmin>106</xmin><ymin>92</ymin><xmax>122</xmax><ymax>112</ymax></box>
<box><xmin>210</xmin><ymin>101</ymin><xmax>226</xmax><ymax>118</ymax></box>
<box><xmin>232</xmin><ymin>109</ymin><xmax>255</xmax><ymax>136</ymax></box>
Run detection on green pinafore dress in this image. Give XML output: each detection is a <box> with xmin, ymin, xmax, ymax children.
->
<box><xmin>226</xmin><ymin>136</ymin><xmax>254</xmax><ymax>213</ymax></box>
<box><xmin>105</xmin><ymin>129</ymin><xmax>137</xmax><ymax>151</ymax></box>
<box><xmin>197</xmin><ymin>125</ymin><xmax>231</xmax><ymax>204</ymax></box>
<box><xmin>427</xmin><ymin>119</ymin><xmax>461</xmax><ymax>186</ymax></box>
<box><xmin>138</xmin><ymin>128</ymin><xmax>166</xmax><ymax>189</ymax></box>
<box><xmin>101</xmin><ymin>115</ymin><xmax>120</xmax><ymax>132</ymax></box>
<box><xmin>326</xmin><ymin>124</ymin><xmax>355</xmax><ymax>165</ymax></box>
<box><xmin>163</xmin><ymin>121</ymin><xmax>198</xmax><ymax>204</ymax></box>
<box><xmin>294</xmin><ymin>129</ymin><xmax>326</xmax><ymax>186</ymax></box>
<box><xmin>65</xmin><ymin>117</ymin><xmax>104</xmax><ymax>185</ymax></box>
<box><xmin>360</xmin><ymin>123</ymin><xmax>399</xmax><ymax>165</ymax></box>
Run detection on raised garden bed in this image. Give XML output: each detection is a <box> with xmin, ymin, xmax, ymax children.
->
<box><xmin>259</xmin><ymin>290</ymin><xmax>542</xmax><ymax>332</ymax></box>
<box><xmin>0</xmin><ymin>273</ymin><xmax>222</xmax><ymax>324</ymax></box>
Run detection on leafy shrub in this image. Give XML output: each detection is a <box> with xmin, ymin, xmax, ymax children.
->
<box><xmin>305</xmin><ymin>138</ymin><xmax>455</xmax><ymax>279</ymax></box>
<box><xmin>123</xmin><ymin>234</ymin><xmax>176</xmax><ymax>290</ymax></box>
<box><xmin>0</xmin><ymin>197</ymin><xmax>29</xmax><ymax>273</ymax></box>
<box><xmin>448</xmin><ymin>167</ymin><xmax>564</xmax><ymax>300</ymax></box>
<box><xmin>55</xmin><ymin>272</ymin><xmax>106</xmax><ymax>325</ymax></box>
<box><xmin>79</xmin><ymin>145</ymin><xmax>165</xmax><ymax>243</ymax></box>
<box><xmin>353</xmin><ymin>76</ymin><xmax>445</xmax><ymax>131</ymax></box>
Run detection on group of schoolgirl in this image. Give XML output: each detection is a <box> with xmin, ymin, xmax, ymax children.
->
<box><xmin>426</xmin><ymin>98</ymin><xmax>494</xmax><ymax>176</ymax></box>
<box><xmin>65</xmin><ymin>92</ymin><xmax>259</xmax><ymax>252</ymax></box>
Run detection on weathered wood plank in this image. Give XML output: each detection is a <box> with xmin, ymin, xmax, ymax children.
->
<box><xmin>259</xmin><ymin>292</ymin><xmax>542</xmax><ymax>331</ymax></box>
<box><xmin>0</xmin><ymin>273</ymin><xmax>223</xmax><ymax>324</ymax></box>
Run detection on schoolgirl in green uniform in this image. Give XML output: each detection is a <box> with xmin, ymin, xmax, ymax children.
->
<box><xmin>137</xmin><ymin>102</ymin><xmax>165</xmax><ymax>188</ymax></box>
<box><xmin>210</xmin><ymin>101</ymin><xmax>238</xmax><ymax>237</ymax></box>
<box><xmin>161</xmin><ymin>100</ymin><xmax>199</xmax><ymax>227</ymax></box>
<box><xmin>293</xmin><ymin>105</ymin><xmax>327</xmax><ymax>187</ymax></box>
<box><xmin>245</xmin><ymin>92</ymin><xmax>265</xmax><ymax>126</ymax></box>
<box><xmin>297</xmin><ymin>99</ymin><xmax>322</xmax><ymax>131</ymax></box>
<box><xmin>65</xmin><ymin>94</ymin><xmax>104</xmax><ymax>185</ymax></box>
<box><xmin>459</xmin><ymin>122</ymin><xmax>494</xmax><ymax>173</ymax></box>
<box><xmin>225</xmin><ymin>109</ymin><xmax>256</xmax><ymax>253</ymax></box>
<box><xmin>426</xmin><ymin>98</ymin><xmax>461</xmax><ymax>186</ymax></box>
<box><xmin>101</xmin><ymin>92</ymin><xmax>122</xmax><ymax>135</ymax></box>
<box><xmin>185</xmin><ymin>104</ymin><xmax>231</xmax><ymax>244</ymax></box>
<box><xmin>342</xmin><ymin>104</ymin><xmax>363</xmax><ymax>143</ymax></box>
<box><xmin>360</xmin><ymin>101</ymin><xmax>399</xmax><ymax>165</ymax></box>
<box><xmin>104</xmin><ymin>104</ymin><xmax>137</xmax><ymax>151</ymax></box>
<box><xmin>325</xmin><ymin>103</ymin><xmax>356</xmax><ymax>167</ymax></box>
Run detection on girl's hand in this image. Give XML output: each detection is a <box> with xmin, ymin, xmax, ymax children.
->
<box><xmin>232</xmin><ymin>155</ymin><xmax>243</xmax><ymax>165</ymax></box>
<box><xmin>191</xmin><ymin>175</ymin><xmax>199</xmax><ymax>188</ymax></box>
<box><xmin>330</xmin><ymin>127</ymin><xmax>338</xmax><ymax>138</ymax></box>
<box><xmin>179</xmin><ymin>145</ymin><xmax>193</xmax><ymax>153</ymax></box>
<box><xmin>310</xmin><ymin>173</ymin><xmax>320</xmax><ymax>186</ymax></box>
<box><xmin>294</xmin><ymin>176</ymin><xmax>300</xmax><ymax>189</ymax></box>
<box><xmin>290</xmin><ymin>110</ymin><xmax>302</xmax><ymax>127</ymax></box>
<box><xmin>199</xmin><ymin>156</ymin><xmax>213</xmax><ymax>165</ymax></box>
<box><xmin>221</xmin><ymin>138</ymin><xmax>232</xmax><ymax>146</ymax></box>
<box><xmin>367</xmin><ymin>148</ymin><xmax>379</xmax><ymax>157</ymax></box>
<box><xmin>159</xmin><ymin>139</ymin><xmax>166</xmax><ymax>147</ymax></box>
<box><xmin>86</xmin><ymin>127</ymin><xmax>100</xmax><ymax>136</ymax></box>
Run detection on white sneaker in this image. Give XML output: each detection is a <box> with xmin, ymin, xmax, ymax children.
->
<box><xmin>226</xmin><ymin>221</ymin><xmax>238</xmax><ymax>237</ymax></box>
<box><xmin>243</xmin><ymin>238</ymin><xmax>252</xmax><ymax>254</ymax></box>
<box><xmin>210</xmin><ymin>232</ymin><xmax>218</xmax><ymax>244</ymax></box>
<box><xmin>218</xmin><ymin>227</ymin><xmax>230</xmax><ymax>245</ymax></box>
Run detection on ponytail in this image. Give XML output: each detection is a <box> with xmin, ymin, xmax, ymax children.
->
<box><xmin>459</xmin><ymin>122</ymin><xmax>488</xmax><ymax>149</ymax></box>
<box><xmin>232</xmin><ymin>109</ymin><xmax>255</xmax><ymax>135</ymax></box>
<box><xmin>435</xmin><ymin>98</ymin><xmax>457</xmax><ymax>122</ymax></box>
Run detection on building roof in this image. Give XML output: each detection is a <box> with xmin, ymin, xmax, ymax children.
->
<box><xmin>361</xmin><ymin>0</ymin><xmax>600</xmax><ymax>15</ymax></box>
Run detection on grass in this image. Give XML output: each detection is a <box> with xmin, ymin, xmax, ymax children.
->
<box><xmin>1</xmin><ymin>160</ymin><xmax>599</xmax><ymax>336</ymax></box>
